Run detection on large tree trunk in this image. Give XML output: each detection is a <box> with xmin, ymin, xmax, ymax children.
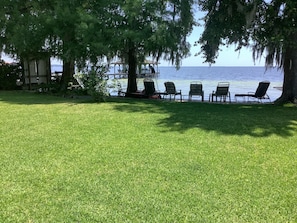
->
<box><xmin>126</xmin><ymin>46</ymin><xmax>138</xmax><ymax>94</ymax></box>
<box><xmin>60</xmin><ymin>32</ymin><xmax>75</xmax><ymax>92</ymax></box>
<box><xmin>60</xmin><ymin>60</ymin><xmax>75</xmax><ymax>92</ymax></box>
<box><xmin>275</xmin><ymin>46</ymin><xmax>297</xmax><ymax>104</ymax></box>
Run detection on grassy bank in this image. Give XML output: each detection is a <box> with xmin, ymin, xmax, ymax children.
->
<box><xmin>0</xmin><ymin>91</ymin><xmax>296</xmax><ymax>222</ymax></box>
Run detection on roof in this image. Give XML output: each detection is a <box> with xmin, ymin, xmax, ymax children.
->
<box><xmin>111</xmin><ymin>59</ymin><xmax>159</xmax><ymax>65</ymax></box>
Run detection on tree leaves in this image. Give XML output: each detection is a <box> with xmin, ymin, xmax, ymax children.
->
<box><xmin>198</xmin><ymin>0</ymin><xmax>297</xmax><ymax>67</ymax></box>
<box><xmin>198</xmin><ymin>0</ymin><xmax>297</xmax><ymax>102</ymax></box>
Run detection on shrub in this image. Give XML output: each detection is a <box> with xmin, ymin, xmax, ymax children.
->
<box><xmin>74</xmin><ymin>65</ymin><xmax>110</xmax><ymax>102</ymax></box>
<box><xmin>0</xmin><ymin>60</ymin><xmax>23</xmax><ymax>90</ymax></box>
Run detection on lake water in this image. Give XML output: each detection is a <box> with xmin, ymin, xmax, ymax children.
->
<box><xmin>51</xmin><ymin>65</ymin><xmax>284</xmax><ymax>102</ymax></box>
<box><xmin>111</xmin><ymin>66</ymin><xmax>284</xmax><ymax>102</ymax></box>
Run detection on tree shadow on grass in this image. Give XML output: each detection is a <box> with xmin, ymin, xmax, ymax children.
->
<box><xmin>0</xmin><ymin>91</ymin><xmax>92</xmax><ymax>105</ymax></box>
<box><xmin>112</xmin><ymin>100</ymin><xmax>297</xmax><ymax>137</ymax></box>
<box><xmin>1</xmin><ymin>91</ymin><xmax>296</xmax><ymax>137</ymax></box>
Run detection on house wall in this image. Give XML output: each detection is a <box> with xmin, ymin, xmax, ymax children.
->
<box><xmin>23</xmin><ymin>57</ymin><xmax>50</xmax><ymax>85</ymax></box>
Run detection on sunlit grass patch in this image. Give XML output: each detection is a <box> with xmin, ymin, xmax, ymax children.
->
<box><xmin>0</xmin><ymin>91</ymin><xmax>296</xmax><ymax>222</ymax></box>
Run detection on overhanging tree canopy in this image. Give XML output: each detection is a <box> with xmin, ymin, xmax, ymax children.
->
<box><xmin>0</xmin><ymin>0</ymin><xmax>50</xmax><ymax>59</ymax></box>
<box><xmin>1</xmin><ymin>0</ymin><xmax>195</xmax><ymax>94</ymax></box>
<box><xmin>103</xmin><ymin>0</ymin><xmax>195</xmax><ymax>94</ymax></box>
<box><xmin>197</xmin><ymin>0</ymin><xmax>297</xmax><ymax>104</ymax></box>
<box><xmin>1</xmin><ymin>0</ymin><xmax>115</xmax><ymax>90</ymax></box>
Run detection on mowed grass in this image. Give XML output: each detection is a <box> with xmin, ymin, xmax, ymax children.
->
<box><xmin>0</xmin><ymin>91</ymin><xmax>296</xmax><ymax>223</ymax></box>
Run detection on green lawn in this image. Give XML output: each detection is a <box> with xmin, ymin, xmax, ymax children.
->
<box><xmin>0</xmin><ymin>91</ymin><xmax>296</xmax><ymax>223</ymax></box>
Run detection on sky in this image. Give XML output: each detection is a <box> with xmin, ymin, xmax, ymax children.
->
<box><xmin>160</xmin><ymin>21</ymin><xmax>265</xmax><ymax>67</ymax></box>
<box><xmin>159</xmin><ymin>9</ymin><xmax>266</xmax><ymax>67</ymax></box>
<box><xmin>169</xmin><ymin>30</ymin><xmax>264</xmax><ymax>67</ymax></box>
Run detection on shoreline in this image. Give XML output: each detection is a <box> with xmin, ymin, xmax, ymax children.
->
<box><xmin>108</xmin><ymin>78</ymin><xmax>282</xmax><ymax>103</ymax></box>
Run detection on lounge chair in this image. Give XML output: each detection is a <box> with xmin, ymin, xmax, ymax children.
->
<box><xmin>144</xmin><ymin>80</ymin><xmax>156</xmax><ymax>96</ymax></box>
<box><xmin>189</xmin><ymin>81</ymin><xmax>204</xmax><ymax>101</ymax></box>
<box><xmin>143</xmin><ymin>79</ymin><xmax>160</xmax><ymax>98</ymax></box>
<box><xmin>235</xmin><ymin>81</ymin><xmax>271</xmax><ymax>102</ymax></box>
<box><xmin>164</xmin><ymin>81</ymin><xmax>182</xmax><ymax>101</ymax></box>
<box><xmin>209</xmin><ymin>82</ymin><xmax>231</xmax><ymax>102</ymax></box>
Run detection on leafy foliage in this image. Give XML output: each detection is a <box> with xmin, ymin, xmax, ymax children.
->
<box><xmin>198</xmin><ymin>0</ymin><xmax>297</xmax><ymax>65</ymax></box>
<box><xmin>74</xmin><ymin>65</ymin><xmax>110</xmax><ymax>102</ymax></box>
<box><xmin>197</xmin><ymin>0</ymin><xmax>297</xmax><ymax>103</ymax></box>
<box><xmin>107</xmin><ymin>0</ymin><xmax>195</xmax><ymax>92</ymax></box>
<box><xmin>1</xmin><ymin>0</ymin><xmax>196</xmax><ymax>93</ymax></box>
<box><xmin>0</xmin><ymin>0</ymin><xmax>51</xmax><ymax>58</ymax></box>
<box><xmin>0</xmin><ymin>60</ymin><xmax>22</xmax><ymax>90</ymax></box>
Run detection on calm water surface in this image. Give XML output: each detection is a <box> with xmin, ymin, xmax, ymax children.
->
<box><xmin>112</xmin><ymin>66</ymin><xmax>284</xmax><ymax>102</ymax></box>
<box><xmin>52</xmin><ymin>65</ymin><xmax>284</xmax><ymax>102</ymax></box>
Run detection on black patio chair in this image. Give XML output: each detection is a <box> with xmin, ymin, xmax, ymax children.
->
<box><xmin>164</xmin><ymin>81</ymin><xmax>182</xmax><ymax>101</ymax></box>
<box><xmin>209</xmin><ymin>82</ymin><xmax>231</xmax><ymax>102</ymax></box>
<box><xmin>144</xmin><ymin>80</ymin><xmax>157</xmax><ymax>97</ymax></box>
<box><xmin>235</xmin><ymin>81</ymin><xmax>270</xmax><ymax>103</ymax></box>
<box><xmin>189</xmin><ymin>81</ymin><xmax>204</xmax><ymax>101</ymax></box>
